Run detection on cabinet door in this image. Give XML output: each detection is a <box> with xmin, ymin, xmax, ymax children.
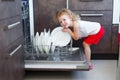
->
<box><xmin>0</xmin><ymin>17</ymin><xmax>23</xmax><ymax>55</ymax></box>
<box><xmin>0</xmin><ymin>26</ymin><xmax>9</xmax><ymax>80</ymax></box>
<box><xmin>8</xmin><ymin>44</ymin><xmax>25</xmax><ymax>80</ymax></box>
<box><xmin>5</xmin><ymin>20</ymin><xmax>23</xmax><ymax>48</ymax></box>
<box><xmin>69</xmin><ymin>0</ymin><xmax>113</xmax><ymax>10</ymax></box>
<box><xmin>0</xmin><ymin>0</ymin><xmax>21</xmax><ymax>20</ymax></box>
<box><xmin>0</xmin><ymin>58</ymin><xmax>9</xmax><ymax>80</ymax></box>
<box><xmin>0</xmin><ymin>24</ymin><xmax>24</xmax><ymax>80</ymax></box>
<box><xmin>33</xmin><ymin>0</ymin><xmax>66</xmax><ymax>33</ymax></box>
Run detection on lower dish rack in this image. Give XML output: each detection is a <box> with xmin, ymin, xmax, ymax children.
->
<box><xmin>24</xmin><ymin>41</ymin><xmax>89</xmax><ymax>71</ymax></box>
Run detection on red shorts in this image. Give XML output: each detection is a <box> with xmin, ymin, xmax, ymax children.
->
<box><xmin>84</xmin><ymin>26</ymin><xmax>105</xmax><ymax>45</ymax></box>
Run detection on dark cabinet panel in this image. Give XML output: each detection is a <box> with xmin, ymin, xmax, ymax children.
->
<box><xmin>0</xmin><ymin>40</ymin><xmax>9</xmax><ymax>80</ymax></box>
<box><xmin>111</xmin><ymin>25</ymin><xmax>119</xmax><ymax>53</ymax></box>
<box><xmin>5</xmin><ymin>22</ymin><xmax>23</xmax><ymax>46</ymax></box>
<box><xmin>0</xmin><ymin>59</ymin><xmax>9</xmax><ymax>80</ymax></box>
<box><xmin>69</xmin><ymin>0</ymin><xmax>113</xmax><ymax>10</ymax></box>
<box><xmin>0</xmin><ymin>0</ymin><xmax>21</xmax><ymax>20</ymax></box>
<box><xmin>0</xmin><ymin>16</ymin><xmax>23</xmax><ymax>49</ymax></box>
<box><xmin>8</xmin><ymin>46</ymin><xmax>25</xmax><ymax>80</ymax></box>
<box><xmin>0</xmin><ymin>26</ymin><xmax>7</xmax><ymax>50</ymax></box>
<box><xmin>91</xmin><ymin>25</ymin><xmax>112</xmax><ymax>53</ymax></box>
<box><xmin>33</xmin><ymin>0</ymin><xmax>66</xmax><ymax>33</ymax></box>
<box><xmin>74</xmin><ymin>11</ymin><xmax>112</xmax><ymax>25</ymax></box>
<box><xmin>91</xmin><ymin>25</ymin><xmax>118</xmax><ymax>54</ymax></box>
<box><xmin>7</xmin><ymin>36</ymin><xmax>24</xmax><ymax>55</ymax></box>
<box><xmin>0</xmin><ymin>24</ymin><xmax>24</xmax><ymax>80</ymax></box>
<box><xmin>0</xmin><ymin>0</ymin><xmax>25</xmax><ymax>79</ymax></box>
<box><xmin>0</xmin><ymin>26</ymin><xmax>24</xmax><ymax>80</ymax></box>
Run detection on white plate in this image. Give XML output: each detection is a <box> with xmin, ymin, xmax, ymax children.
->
<box><xmin>33</xmin><ymin>32</ymin><xmax>40</xmax><ymax>55</ymax></box>
<box><xmin>41</xmin><ymin>29</ymin><xmax>52</xmax><ymax>54</ymax></box>
<box><xmin>38</xmin><ymin>32</ymin><xmax>44</xmax><ymax>53</ymax></box>
<box><xmin>51</xmin><ymin>27</ymin><xmax>71</xmax><ymax>47</ymax></box>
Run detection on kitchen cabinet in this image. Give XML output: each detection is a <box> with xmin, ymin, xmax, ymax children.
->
<box><xmin>0</xmin><ymin>0</ymin><xmax>25</xmax><ymax>80</ymax></box>
<box><xmin>0</xmin><ymin>0</ymin><xmax>21</xmax><ymax>20</ymax></box>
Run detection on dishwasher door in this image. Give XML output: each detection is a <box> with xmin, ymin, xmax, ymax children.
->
<box><xmin>24</xmin><ymin>45</ymin><xmax>89</xmax><ymax>71</ymax></box>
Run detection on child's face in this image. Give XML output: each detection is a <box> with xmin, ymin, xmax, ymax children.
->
<box><xmin>58</xmin><ymin>14</ymin><xmax>72</xmax><ymax>28</ymax></box>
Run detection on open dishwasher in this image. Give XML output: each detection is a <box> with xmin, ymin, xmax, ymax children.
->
<box><xmin>24</xmin><ymin>46</ymin><xmax>89</xmax><ymax>71</ymax></box>
<box><xmin>24</xmin><ymin>27</ymin><xmax>89</xmax><ymax>71</ymax></box>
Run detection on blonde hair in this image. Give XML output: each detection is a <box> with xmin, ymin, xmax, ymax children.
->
<box><xmin>56</xmin><ymin>8</ymin><xmax>80</xmax><ymax>21</ymax></box>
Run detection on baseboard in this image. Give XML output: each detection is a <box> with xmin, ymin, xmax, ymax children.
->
<box><xmin>91</xmin><ymin>54</ymin><xmax>119</xmax><ymax>60</ymax></box>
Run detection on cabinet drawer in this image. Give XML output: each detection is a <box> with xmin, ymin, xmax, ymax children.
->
<box><xmin>0</xmin><ymin>16</ymin><xmax>23</xmax><ymax>47</ymax></box>
<box><xmin>69</xmin><ymin>0</ymin><xmax>113</xmax><ymax>10</ymax></box>
<box><xmin>74</xmin><ymin>11</ymin><xmax>112</xmax><ymax>25</ymax></box>
<box><xmin>7</xmin><ymin>37</ymin><xmax>24</xmax><ymax>56</ymax></box>
<box><xmin>8</xmin><ymin>44</ymin><xmax>24</xmax><ymax>80</ymax></box>
<box><xmin>0</xmin><ymin>0</ymin><xmax>21</xmax><ymax>20</ymax></box>
<box><xmin>4</xmin><ymin>21</ymin><xmax>23</xmax><ymax>45</ymax></box>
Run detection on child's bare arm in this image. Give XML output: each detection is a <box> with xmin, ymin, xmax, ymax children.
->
<box><xmin>62</xmin><ymin>26</ymin><xmax>80</xmax><ymax>40</ymax></box>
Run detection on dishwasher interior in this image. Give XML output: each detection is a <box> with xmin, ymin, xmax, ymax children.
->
<box><xmin>23</xmin><ymin>36</ymin><xmax>89</xmax><ymax>71</ymax></box>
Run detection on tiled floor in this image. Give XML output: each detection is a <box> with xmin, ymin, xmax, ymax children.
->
<box><xmin>24</xmin><ymin>60</ymin><xmax>118</xmax><ymax>80</ymax></box>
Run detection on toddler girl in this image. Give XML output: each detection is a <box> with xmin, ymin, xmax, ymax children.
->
<box><xmin>56</xmin><ymin>8</ymin><xmax>104</xmax><ymax>70</ymax></box>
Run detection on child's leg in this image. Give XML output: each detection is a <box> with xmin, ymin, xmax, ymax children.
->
<box><xmin>83</xmin><ymin>41</ymin><xmax>91</xmax><ymax>66</ymax></box>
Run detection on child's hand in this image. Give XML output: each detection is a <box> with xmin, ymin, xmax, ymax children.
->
<box><xmin>62</xmin><ymin>28</ymin><xmax>69</xmax><ymax>32</ymax></box>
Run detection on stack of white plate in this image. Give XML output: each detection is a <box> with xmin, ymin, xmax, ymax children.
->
<box><xmin>33</xmin><ymin>27</ymin><xmax>71</xmax><ymax>55</ymax></box>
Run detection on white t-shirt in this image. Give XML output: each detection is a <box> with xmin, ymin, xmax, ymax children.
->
<box><xmin>78</xmin><ymin>20</ymin><xmax>101</xmax><ymax>38</ymax></box>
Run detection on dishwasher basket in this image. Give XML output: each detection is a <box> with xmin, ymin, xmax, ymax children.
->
<box><xmin>23</xmin><ymin>35</ymin><xmax>75</xmax><ymax>61</ymax></box>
